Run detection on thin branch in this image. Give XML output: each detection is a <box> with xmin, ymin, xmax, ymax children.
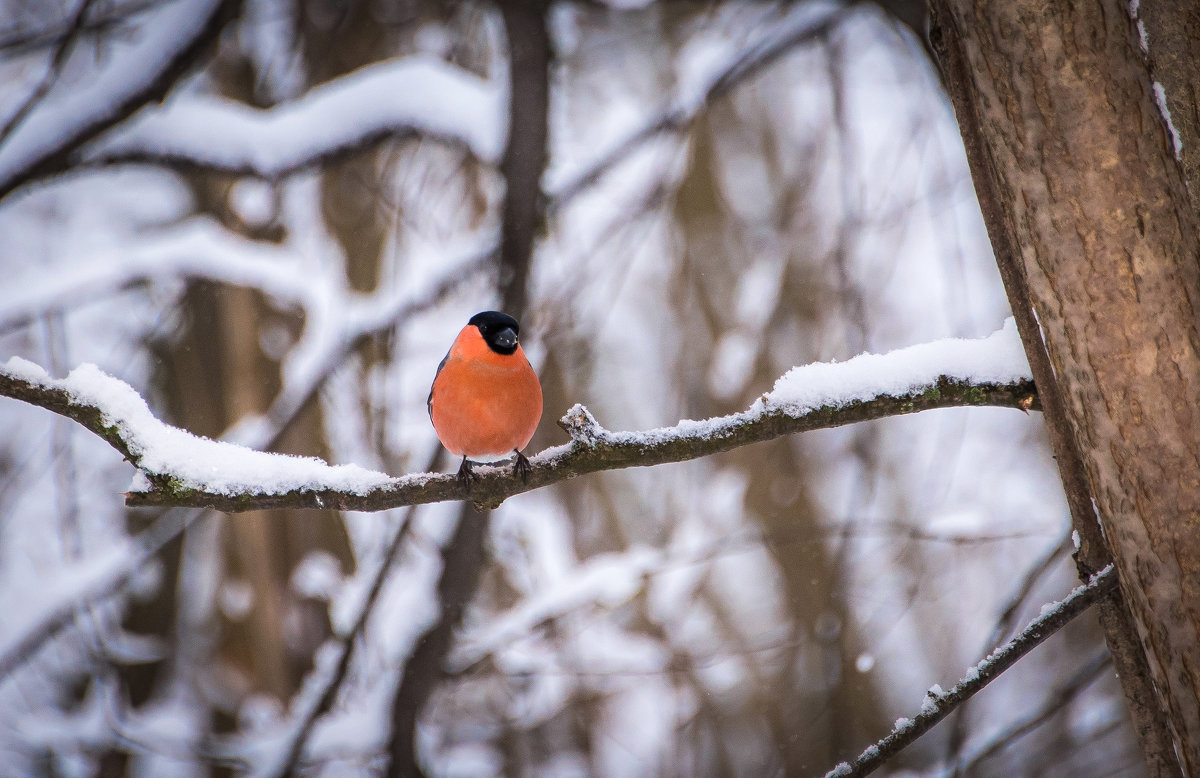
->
<box><xmin>0</xmin><ymin>506</ymin><xmax>208</xmax><ymax>680</ymax></box>
<box><xmin>825</xmin><ymin>564</ymin><xmax>1118</xmax><ymax>778</ymax></box>
<box><xmin>955</xmin><ymin>650</ymin><xmax>1112</xmax><ymax>773</ymax></box>
<box><xmin>0</xmin><ymin>360</ymin><xmax>1039</xmax><ymax>513</ymax></box>
<box><xmin>0</xmin><ymin>0</ymin><xmax>159</xmax><ymax>58</ymax></box>
<box><xmin>546</xmin><ymin>2</ymin><xmax>855</xmax><ymax>215</ymax></box>
<box><xmin>271</xmin><ymin>494</ymin><xmax>425</xmax><ymax>777</ymax></box>
<box><xmin>0</xmin><ymin>0</ymin><xmax>237</xmax><ymax>202</ymax></box>
<box><xmin>0</xmin><ymin>0</ymin><xmax>95</xmax><ymax>148</ymax></box>
<box><xmin>943</xmin><ymin>530</ymin><xmax>1072</xmax><ymax>766</ymax></box>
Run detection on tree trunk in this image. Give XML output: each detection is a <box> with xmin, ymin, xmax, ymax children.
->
<box><xmin>929</xmin><ymin>1</ymin><xmax>1200</xmax><ymax>772</ymax></box>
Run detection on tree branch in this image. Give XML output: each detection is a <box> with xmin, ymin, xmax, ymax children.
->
<box><xmin>77</xmin><ymin>55</ymin><xmax>504</xmax><ymax>179</ymax></box>
<box><xmin>826</xmin><ymin>564</ymin><xmax>1118</xmax><ymax>778</ymax></box>
<box><xmin>0</xmin><ymin>0</ymin><xmax>238</xmax><ymax>202</ymax></box>
<box><xmin>954</xmin><ymin>650</ymin><xmax>1112</xmax><ymax>773</ymax></box>
<box><xmin>0</xmin><ymin>0</ymin><xmax>96</xmax><ymax>148</ymax></box>
<box><xmin>1</xmin><ymin>354</ymin><xmax>1039</xmax><ymax>513</ymax></box>
<box><xmin>546</xmin><ymin>2</ymin><xmax>854</xmax><ymax>214</ymax></box>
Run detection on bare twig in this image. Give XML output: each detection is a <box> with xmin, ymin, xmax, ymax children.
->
<box><xmin>954</xmin><ymin>650</ymin><xmax>1112</xmax><ymax>773</ymax></box>
<box><xmin>546</xmin><ymin>2</ymin><xmax>854</xmax><ymax>215</ymax></box>
<box><xmin>943</xmin><ymin>530</ymin><xmax>1072</xmax><ymax>765</ymax></box>
<box><xmin>825</xmin><ymin>564</ymin><xmax>1118</xmax><ymax>778</ymax></box>
<box><xmin>0</xmin><ymin>0</ymin><xmax>95</xmax><ymax>148</ymax></box>
<box><xmin>0</xmin><ymin>0</ymin><xmax>159</xmax><ymax>58</ymax></box>
<box><xmin>272</xmin><ymin>492</ymin><xmax>427</xmax><ymax>777</ymax></box>
<box><xmin>0</xmin><ymin>0</ymin><xmax>237</xmax><ymax>201</ymax></box>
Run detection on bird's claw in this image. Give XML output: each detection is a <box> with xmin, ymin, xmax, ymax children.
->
<box><xmin>456</xmin><ymin>458</ymin><xmax>477</xmax><ymax>491</ymax></box>
<box><xmin>513</xmin><ymin>450</ymin><xmax>531</xmax><ymax>483</ymax></box>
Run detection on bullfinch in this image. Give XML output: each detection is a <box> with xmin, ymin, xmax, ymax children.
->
<box><xmin>428</xmin><ymin>311</ymin><xmax>543</xmax><ymax>487</ymax></box>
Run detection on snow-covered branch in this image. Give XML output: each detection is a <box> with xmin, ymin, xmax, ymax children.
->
<box><xmin>0</xmin><ymin>322</ymin><xmax>1037</xmax><ymax>512</ymax></box>
<box><xmin>826</xmin><ymin>564</ymin><xmax>1118</xmax><ymax>778</ymax></box>
<box><xmin>0</xmin><ymin>0</ymin><xmax>235</xmax><ymax>200</ymax></box>
<box><xmin>81</xmin><ymin>55</ymin><xmax>506</xmax><ymax>177</ymax></box>
<box><xmin>548</xmin><ymin>2</ymin><xmax>852</xmax><ymax>212</ymax></box>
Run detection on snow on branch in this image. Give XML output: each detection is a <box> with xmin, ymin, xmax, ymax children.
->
<box><xmin>81</xmin><ymin>55</ymin><xmax>506</xmax><ymax>177</ymax></box>
<box><xmin>0</xmin><ymin>320</ymin><xmax>1037</xmax><ymax>513</ymax></box>
<box><xmin>0</xmin><ymin>218</ymin><xmax>319</xmax><ymax>334</ymax></box>
<box><xmin>547</xmin><ymin>2</ymin><xmax>852</xmax><ymax>212</ymax></box>
<box><xmin>0</xmin><ymin>0</ymin><xmax>233</xmax><ymax>200</ymax></box>
<box><xmin>825</xmin><ymin>564</ymin><xmax>1118</xmax><ymax>778</ymax></box>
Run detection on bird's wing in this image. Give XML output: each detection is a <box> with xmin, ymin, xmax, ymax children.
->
<box><xmin>427</xmin><ymin>351</ymin><xmax>450</xmax><ymax>420</ymax></box>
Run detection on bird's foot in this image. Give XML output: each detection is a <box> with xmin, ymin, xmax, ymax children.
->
<box><xmin>513</xmin><ymin>450</ymin><xmax>531</xmax><ymax>483</ymax></box>
<box><xmin>456</xmin><ymin>457</ymin><xmax>478</xmax><ymax>491</ymax></box>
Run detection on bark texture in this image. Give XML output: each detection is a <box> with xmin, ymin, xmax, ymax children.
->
<box><xmin>1137</xmin><ymin>0</ymin><xmax>1200</xmax><ymax>212</ymax></box>
<box><xmin>930</xmin><ymin>1</ymin><xmax>1200</xmax><ymax>771</ymax></box>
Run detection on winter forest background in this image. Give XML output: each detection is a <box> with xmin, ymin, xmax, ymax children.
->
<box><xmin>0</xmin><ymin>0</ymin><xmax>1146</xmax><ymax>775</ymax></box>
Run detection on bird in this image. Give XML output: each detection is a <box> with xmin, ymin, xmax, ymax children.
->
<box><xmin>428</xmin><ymin>311</ymin><xmax>543</xmax><ymax>489</ymax></box>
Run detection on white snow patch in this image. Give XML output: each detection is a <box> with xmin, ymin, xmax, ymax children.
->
<box><xmin>1152</xmin><ymin>82</ymin><xmax>1183</xmax><ymax>161</ymax></box>
<box><xmin>0</xmin><ymin>541</ymin><xmax>133</xmax><ymax>664</ymax></box>
<box><xmin>766</xmin><ymin>318</ymin><xmax>1029</xmax><ymax>413</ymax></box>
<box><xmin>2</xmin><ymin>358</ymin><xmax>394</xmax><ymax>497</ymax></box>
<box><xmin>91</xmin><ymin>55</ymin><xmax>506</xmax><ymax>171</ymax></box>
<box><xmin>0</xmin><ymin>0</ymin><xmax>226</xmax><ymax>192</ymax></box>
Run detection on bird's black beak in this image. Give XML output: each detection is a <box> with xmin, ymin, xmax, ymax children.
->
<box><xmin>493</xmin><ymin>327</ymin><xmax>517</xmax><ymax>349</ymax></box>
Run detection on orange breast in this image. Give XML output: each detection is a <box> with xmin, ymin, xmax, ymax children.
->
<box><xmin>430</xmin><ymin>326</ymin><xmax>543</xmax><ymax>458</ymax></box>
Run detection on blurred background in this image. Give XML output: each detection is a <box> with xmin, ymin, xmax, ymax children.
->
<box><xmin>0</xmin><ymin>0</ymin><xmax>1143</xmax><ymax>775</ymax></box>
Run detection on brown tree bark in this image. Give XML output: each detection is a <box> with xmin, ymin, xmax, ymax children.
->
<box><xmin>929</xmin><ymin>1</ymin><xmax>1200</xmax><ymax>772</ymax></box>
<box><xmin>1136</xmin><ymin>0</ymin><xmax>1200</xmax><ymax>213</ymax></box>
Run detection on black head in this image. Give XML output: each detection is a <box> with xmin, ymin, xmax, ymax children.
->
<box><xmin>469</xmin><ymin>310</ymin><xmax>521</xmax><ymax>355</ymax></box>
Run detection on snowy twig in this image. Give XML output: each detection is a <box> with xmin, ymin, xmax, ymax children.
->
<box><xmin>825</xmin><ymin>565</ymin><xmax>1118</xmax><ymax>778</ymax></box>
<box><xmin>942</xmin><ymin>531</ymin><xmax>1072</xmax><ymax>761</ymax></box>
<box><xmin>0</xmin><ymin>506</ymin><xmax>206</xmax><ymax>680</ymax></box>
<box><xmin>0</xmin><ymin>0</ymin><xmax>95</xmax><ymax>148</ymax></box>
<box><xmin>0</xmin><ymin>0</ymin><xmax>236</xmax><ymax>201</ymax></box>
<box><xmin>27</xmin><ymin>370</ymin><xmax>1037</xmax><ymax>512</ymax></box>
<box><xmin>270</xmin><ymin>499</ymin><xmax>423</xmax><ymax>777</ymax></box>
<box><xmin>547</xmin><ymin>2</ymin><xmax>853</xmax><ymax>213</ymax></box>
<box><xmin>79</xmin><ymin>55</ymin><xmax>505</xmax><ymax>178</ymax></box>
<box><xmin>0</xmin><ymin>323</ymin><xmax>1039</xmax><ymax>512</ymax></box>
<box><xmin>953</xmin><ymin>650</ymin><xmax>1111</xmax><ymax>773</ymax></box>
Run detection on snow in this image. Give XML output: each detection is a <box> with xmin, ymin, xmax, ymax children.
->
<box><xmin>1152</xmin><ymin>82</ymin><xmax>1183</xmax><ymax>161</ymax></box>
<box><xmin>89</xmin><ymin>55</ymin><xmax>506</xmax><ymax>172</ymax></box>
<box><xmin>450</xmin><ymin>546</ymin><xmax>661</xmax><ymax>671</ymax></box>
<box><xmin>0</xmin><ymin>0</ymin><xmax>226</xmax><ymax>195</ymax></box>
<box><xmin>922</xmin><ymin>683</ymin><xmax>945</xmax><ymax>713</ymax></box>
<box><xmin>766</xmin><ymin>318</ymin><xmax>1029</xmax><ymax>414</ymax></box>
<box><xmin>2</xmin><ymin>357</ymin><xmax>393</xmax><ymax>497</ymax></box>
<box><xmin>0</xmin><ymin>541</ymin><xmax>132</xmax><ymax>665</ymax></box>
<box><xmin>571</xmin><ymin>318</ymin><xmax>1029</xmax><ymax>453</ymax></box>
<box><xmin>0</xmin><ymin>218</ymin><xmax>321</xmax><ymax>333</ymax></box>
